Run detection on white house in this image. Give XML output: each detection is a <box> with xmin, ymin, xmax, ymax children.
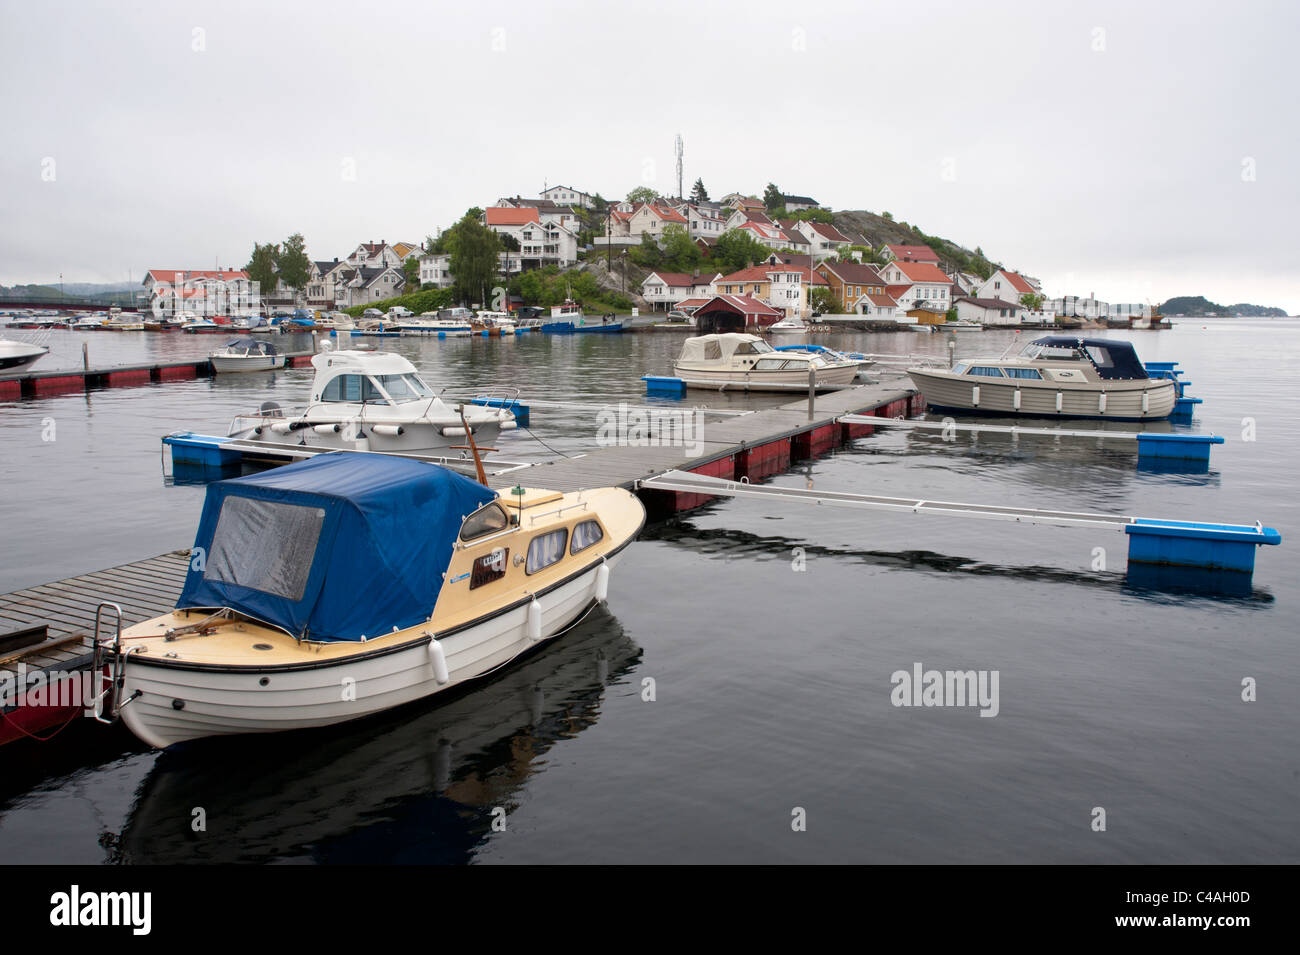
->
<box><xmin>627</xmin><ymin>202</ymin><xmax>689</xmax><ymax>240</ymax></box>
<box><xmin>880</xmin><ymin>260</ymin><xmax>953</xmax><ymax>312</ymax></box>
<box><xmin>418</xmin><ymin>253</ymin><xmax>454</xmax><ymax>289</ymax></box>
<box><xmin>977</xmin><ymin>269</ymin><xmax>1037</xmax><ymax>305</ymax></box>
<box><xmin>142</xmin><ymin>269</ymin><xmax>254</xmax><ymax>318</ymax></box>
<box><xmin>641</xmin><ymin>271</ymin><xmax>722</xmax><ymax>311</ymax></box>
<box><xmin>781</xmin><ymin>194</ymin><xmax>822</xmax><ymax>212</ymax></box>
<box><xmin>335</xmin><ymin>266</ymin><xmax>405</xmax><ymax>308</ymax></box>
<box><xmin>955</xmin><ymin>296</ymin><xmax>1021</xmax><ymax>326</ymax></box>
<box><xmin>796</xmin><ymin>221</ymin><xmax>852</xmax><ymax>260</ymax></box>
<box><xmin>540</xmin><ymin>185</ymin><xmax>594</xmax><ymax>209</ymax></box>
<box><xmin>852</xmin><ymin>291</ymin><xmax>899</xmax><ymax>321</ymax></box>
<box><xmin>346</xmin><ymin>241</ymin><xmax>402</xmax><ymax>270</ymax></box>
<box><xmin>307</xmin><ymin>259</ymin><xmax>353</xmax><ymax>308</ymax></box>
<box><xmin>484</xmin><ymin>207</ymin><xmax>579</xmax><ymax>268</ymax></box>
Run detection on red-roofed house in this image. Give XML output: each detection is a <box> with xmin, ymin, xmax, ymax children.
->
<box><xmin>485</xmin><ymin>207</ymin><xmax>542</xmax><ymax>228</ymax></box>
<box><xmin>814</xmin><ymin>260</ymin><xmax>888</xmax><ymax>313</ymax></box>
<box><xmin>692</xmin><ymin>294</ymin><xmax>784</xmax><ymax>332</ymax></box>
<box><xmin>735</xmin><ymin>220</ymin><xmax>791</xmax><ymax>250</ymax></box>
<box><xmin>977</xmin><ymin>269</ymin><xmax>1037</xmax><ymax>304</ymax></box>
<box><xmin>143</xmin><ymin>269</ymin><xmax>255</xmax><ymax>318</ymax></box>
<box><xmin>641</xmin><ymin>271</ymin><xmax>723</xmax><ymax>310</ymax></box>
<box><xmin>717</xmin><ymin>264</ymin><xmax>828</xmax><ymax>318</ymax></box>
<box><xmin>880</xmin><ymin>259</ymin><xmax>955</xmax><ymax>319</ymax></box>
<box><xmin>484</xmin><ymin>207</ymin><xmax>577</xmax><ymax>269</ymax></box>
<box><xmin>881</xmin><ymin>244</ymin><xmax>940</xmax><ymax>265</ymax></box>
<box><xmin>346</xmin><ymin>240</ymin><xmax>402</xmax><ymax>270</ymax></box>
<box><xmin>795</xmin><ymin>221</ymin><xmax>852</xmax><ymax>259</ymax></box>
<box><xmin>628</xmin><ymin>203</ymin><xmax>689</xmax><ymax>240</ymax></box>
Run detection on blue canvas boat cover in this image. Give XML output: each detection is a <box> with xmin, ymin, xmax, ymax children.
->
<box><xmin>177</xmin><ymin>452</ymin><xmax>497</xmax><ymax>642</ymax></box>
<box><xmin>1030</xmin><ymin>337</ymin><xmax>1149</xmax><ymax>380</ymax></box>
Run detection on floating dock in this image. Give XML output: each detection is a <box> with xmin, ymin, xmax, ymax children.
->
<box><xmin>0</xmin><ymin>353</ymin><xmax>315</xmax><ymax>400</ymax></box>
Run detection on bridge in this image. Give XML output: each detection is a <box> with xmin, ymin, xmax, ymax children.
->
<box><xmin>0</xmin><ymin>295</ymin><xmax>145</xmax><ymax>313</ymax></box>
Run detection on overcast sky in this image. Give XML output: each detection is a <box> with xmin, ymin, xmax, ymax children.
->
<box><xmin>2</xmin><ymin>0</ymin><xmax>1296</xmax><ymax>311</ymax></box>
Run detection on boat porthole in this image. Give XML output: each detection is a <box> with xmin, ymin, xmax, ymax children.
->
<box><xmin>172</xmin><ymin>699</ymin><xmax>185</xmax><ymax>711</ymax></box>
<box><xmin>259</xmin><ymin>677</ymin><xmax>270</xmax><ymax>687</ymax></box>
<box><xmin>253</xmin><ymin>643</ymin><xmax>273</xmax><ymax>650</ymax></box>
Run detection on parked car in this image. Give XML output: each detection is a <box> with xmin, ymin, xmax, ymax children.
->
<box><xmin>386</xmin><ymin>306</ymin><xmax>414</xmax><ymax>318</ymax></box>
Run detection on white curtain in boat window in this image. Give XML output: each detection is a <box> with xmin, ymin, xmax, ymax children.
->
<box><xmin>204</xmin><ymin>496</ymin><xmax>325</xmax><ymax>599</ymax></box>
<box><xmin>526</xmin><ymin>529</ymin><xmax>568</xmax><ymax>574</ymax></box>
<box><xmin>570</xmin><ymin>520</ymin><xmax>604</xmax><ymax>554</ymax></box>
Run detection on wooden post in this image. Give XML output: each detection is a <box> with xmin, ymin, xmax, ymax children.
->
<box><xmin>807</xmin><ymin>367</ymin><xmax>816</xmax><ymax>419</ymax></box>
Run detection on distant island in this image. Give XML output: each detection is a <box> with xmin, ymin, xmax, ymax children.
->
<box><xmin>1160</xmin><ymin>295</ymin><xmax>1289</xmax><ymax>317</ymax></box>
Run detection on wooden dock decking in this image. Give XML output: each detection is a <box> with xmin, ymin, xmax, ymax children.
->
<box><xmin>1</xmin><ymin>377</ymin><xmax>918</xmax><ymax>745</ymax></box>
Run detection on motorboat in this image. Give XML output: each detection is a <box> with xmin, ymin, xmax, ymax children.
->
<box><xmin>473</xmin><ymin>311</ymin><xmax>517</xmax><ymax>336</ymax></box>
<box><xmin>397</xmin><ymin>312</ymin><xmax>472</xmax><ymax>337</ymax></box>
<box><xmin>774</xmin><ymin>344</ymin><xmax>876</xmax><ymax>379</ymax></box>
<box><xmin>767</xmin><ymin>317</ymin><xmax>808</xmax><ymax>335</ymax></box>
<box><xmin>226</xmin><ymin>342</ymin><xmax>518</xmax><ymax>453</ymax></box>
<box><xmin>103</xmin><ymin>307</ymin><xmax>145</xmax><ymax>331</ymax></box>
<box><xmin>936</xmin><ymin>320</ymin><xmax>983</xmax><ymax>332</ymax></box>
<box><xmin>92</xmin><ymin>451</ymin><xmax>646</xmax><ymax>748</ymax></box>
<box><xmin>182</xmin><ymin>318</ymin><xmax>225</xmax><ymax>334</ymax></box>
<box><xmin>673</xmin><ymin>333</ymin><xmax>860</xmax><ymax>391</ymax></box>
<box><xmin>209</xmin><ymin>337</ymin><xmax>287</xmax><ymax>373</ymax></box>
<box><xmin>69</xmin><ymin>314</ymin><xmax>106</xmax><ymax>331</ymax></box>
<box><xmin>906</xmin><ymin>335</ymin><xmax>1178</xmax><ymax>419</ymax></box>
<box><xmin>0</xmin><ymin>338</ymin><xmax>48</xmax><ymax>372</ymax></box>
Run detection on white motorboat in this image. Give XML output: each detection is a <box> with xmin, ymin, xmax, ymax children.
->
<box><xmin>397</xmin><ymin>313</ymin><xmax>472</xmax><ymax>337</ymax></box>
<box><xmin>209</xmin><ymin>337</ymin><xmax>287</xmax><ymax>373</ymax></box>
<box><xmin>182</xmin><ymin>318</ymin><xmax>225</xmax><ymax>334</ymax></box>
<box><xmin>673</xmin><ymin>333</ymin><xmax>860</xmax><ymax>391</ymax></box>
<box><xmin>936</xmin><ymin>320</ymin><xmax>983</xmax><ymax>332</ymax></box>
<box><xmin>773</xmin><ymin>344</ymin><xmax>876</xmax><ymax>379</ymax></box>
<box><xmin>906</xmin><ymin>335</ymin><xmax>1178</xmax><ymax>419</ymax></box>
<box><xmin>69</xmin><ymin>315</ymin><xmax>106</xmax><ymax>331</ymax></box>
<box><xmin>474</xmin><ymin>311</ymin><xmax>517</xmax><ymax>336</ymax></box>
<box><xmin>0</xmin><ymin>338</ymin><xmax>49</xmax><ymax>372</ymax></box>
<box><xmin>767</xmin><ymin>317</ymin><xmax>808</xmax><ymax>335</ymax></box>
<box><xmin>92</xmin><ymin>451</ymin><xmax>646</xmax><ymax>748</ymax></box>
<box><xmin>226</xmin><ymin>342</ymin><xmax>518</xmax><ymax>453</ymax></box>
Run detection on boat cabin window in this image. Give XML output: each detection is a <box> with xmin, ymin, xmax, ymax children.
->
<box><xmin>967</xmin><ymin>366</ymin><xmax>1006</xmax><ymax>377</ymax></box>
<box><xmin>571</xmin><ymin>520</ymin><xmax>604</xmax><ymax>554</ymax></box>
<box><xmin>1083</xmin><ymin>345</ymin><xmax>1114</xmax><ymax>370</ymax></box>
<box><xmin>320</xmin><ymin>374</ymin><xmax>389</xmax><ymax>404</ymax></box>
<box><xmin>460</xmin><ymin>502</ymin><xmax>510</xmax><ymax>541</ymax></box>
<box><xmin>753</xmin><ymin>358</ymin><xmax>789</xmax><ymax>370</ymax></box>
<box><xmin>526</xmin><ymin>529</ymin><xmax>568</xmax><ymax>574</ymax></box>
<box><xmin>733</xmin><ymin>340</ymin><xmax>773</xmax><ymax>356</ymax></box>
<box><xmin>704</xmin><ymin>341</ymin><xmax>722</xmax><ymax>359</ymax></box>
<box><xmin>374</xmin><ymin>373</ymin><xmax>433</xmax><ymax>402</ymax></box>
<box><xmin>204</xmin><ymin>497</ymin><xmax>325</xmax><ymax>600</ymax></box>
<box><xmin>1004</xmin><ymin>367</ymin><xmax>1043</xmax><ymax>379</ymax></box>
<box><xmin>951</xmin><ymin>362</ymin><xmax>969</xmax><ymax>375</ymax></box>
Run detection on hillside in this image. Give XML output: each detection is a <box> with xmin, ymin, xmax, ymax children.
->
<box><xmin>831</xmin><ymin>210</ymin><xmax>1000</xmax><ymax>279</ymax></box>
<box><xmin>1160</xmin><ymin>295</ymin><xmax>1289</xmax><ymax>318</ymax></box>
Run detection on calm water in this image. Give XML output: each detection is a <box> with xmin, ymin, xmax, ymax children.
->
<box><xmin>0</xmin><ymin>319</ymin><xmax>1296</xmax><ymax>863</ymax></box>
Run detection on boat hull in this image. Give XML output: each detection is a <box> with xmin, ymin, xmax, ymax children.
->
<box><xmin>673</xmin><ymin>361</ymin><xmax>859</xmax><ymax>391</ymax></box>
<box><xmin>229</xmin><ymin>417</ymin><xmax>506</xmax><ymax>454</ymax></box>
<box><xmin>117</xmin><ymin>554</ymin><xmax>621</xmax><ymax>748</ymax></box>
<box><xmin>907</xmin><ymin>369</ymin><xmax>1177</xmax><ymax>420</ymax></box>
<box><xmin>210</xmin><ymin>355</ymin><xmax>287</xmax><ymax>373</ymax></box>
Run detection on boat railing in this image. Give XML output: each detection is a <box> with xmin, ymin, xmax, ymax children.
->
<box><xmin>471</xmin><ymin>386</ymin><xmax>523</xmax><ymax>405</ymax></box>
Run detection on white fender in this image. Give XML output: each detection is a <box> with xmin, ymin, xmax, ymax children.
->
<box><xmin>971</xmin><ymin>385</ymin><xmax>980</xmax><ymax>407</ymax></box>
<box><xmin>354</xmin><ymin>433</ymin><xmax>370</xmax><ymax>451</ymax></box>
<box><xmin>594</xmin><ymin>561</ymin><xmax>610</xmax><ymax>602</ymax></box>
<box><xmin>427</xmin><ymin>637</ymin><xmax>450</xmax><ymax>685</ymax></box>
<box><xmin>526</xmin><ymin>597</ymin><xmax>542</xmax><ymax>643</ymax></box>
<box><xmin>1098</xmin><ymin>392</ymin><xmax>1107</xmax><ymax>413</ymax></box>
<box><xmin>1055</xmin><ymin>391</ymin><xmax>1063</xmax><ymax>412</ymax></box>
<box><xmin>1141</xmin><ymin>391</ymin><xmax>1149</xmax><ymax>413</ymax></box>
<box><xmin>270</xmin><ymin>421</ymin><xmax>294</xmax><ymax>435</ymax></box>
<box><xmin>1013</xmin><ymin>389</ymin><xmax>1021</xmax><ymax>411</ymax></box>
<box><xmin>313</xmin><ymin>423</ymin><xmax>339</xmax><ymax>435</ymax></box>
<box><xmin>372</xmin><ymin>424</ymin><xmax>404</xmax><ymax>437</ymax></box>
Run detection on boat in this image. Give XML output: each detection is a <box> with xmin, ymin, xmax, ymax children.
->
<box><xmin>182</xmin><ymin>318</ymin><xmax>225</xmax><ymax>334</ymax></box>
<box><xmin>540</xmin><ymin>298</ymin><xmax>607</xmax><ymax>333</ymax></box>
<box><xmin>69</xmin><ymin>314</ymin><xmax>106</xmax><ymax>331</ymax></box>
<box><xmin>767</xmin><ymin>317</ymin><xmax>808</xmax><ymax>335</ymax></box>
<box><xmin>209</xmin><ymin>337</ymin><xmax>287</xmax><ymax>373</ymax></box>
<box><xmin>673</xmin><ymin>333</ymin><xmax>860</xmax><ymax>391</ymax></box>
<box><xmin>473</xmin><ymin>311</ymin><xmax>517</xmax><ymax>336</ymax></box>
<box><xmin>773</xmin><ymin>343</ymin><xmax>876</xmax><ymax>379</ymax></box>
<box><xmin>91</xmin><ymin>451</ymin><xmax>646</xmax><ymax>748</ymax></box>
<box><xmin>936</xmin><ymin>320</ymin><xmax>983</xmax><ymax>332</ymax></box>
<box><xmin>226</xmin><ymin>341</ymin><xmax>518</xmax><ymax>453</ymax></box>
<box><xmin>0</xmin><ymin>338</ymin><xmax>49</xmax><ymax>372</ymax></box>
<box><xmin>906</xmin><ymin>336</ymin><xmax>1178</xmax><ymax>420</ymax></box>
<box><xmin>103</xmin><ymin>307</ymin><xmax>146</xmax><ymax>331</ymax></box>
<box><xmin>396</xmin><ymin>312</ymin><xmax>472</xmax><ymax>337</ymax></box>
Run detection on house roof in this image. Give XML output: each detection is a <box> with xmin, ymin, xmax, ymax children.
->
<box><xmin>358</xmin><ymin>266</ymin><xmax>403</xmax><ymax>288</ymax></box>
<box><xmin>957</xmin><ymin>296</ymin><xmax>1017</xmax><ymax>310</ymax></box>
<box><xmin>858</xmin><ymin>292</ymin><xmax>898</xmax><ymax>308</ymax></box>
<box><xmin>802</xmin><ymin>221</ymin><xmax>851</xmax><ymax>243</ymax></box>
<box><xmin>676</xmin><ymin>298</ymin><xmax>712</xmax><ymax>309</ymax></box>
<box><xmin>733</xmin><ymin>197</ymin><xmax>764</xmax><ymax>209</ymax></box>
<box><xmin>645</xmin><ymin>272</ymin><xmax>700</xmax><ymax>288</ymax></box>
<box><xmin>782</xmin><ymin>194</ymin><xmax>819</xmax><ymax>205</ymax></box>
<box><xmin>542</xmin><ymin>185</ymin><xmax>588</xmax><ymax>196</ymax></box>
<box><xmin>998</xmin><ymin>270</ymin><xmax>1036</xmax><ymax>294</ymax></box>
<box><xmin>817</xmin><ymin>261</ymin><xmax>885</xmax><ymax>285</ymax></box>
<box><xmin>737</xmin><ymin>221</ymin><xmax>787</xmax><ymax>241</ymax></box>
<box><xmin>890</xmin><ymin>260</ymin><xmax>950</xmax><ymax>283</ymax></box>
<box><xmin>144</xmin><ymin>269</ymin><xmax>249</xmax><ymax>284</ymax></box>
<box><xmin>697</xmin><ymin>294</ymin><xmax>783</xmax><ymax>317</ymax></box>
<box><xmin>743</xmin><ymin>211</ymin><xmax>773</xmax><ymax>226</ymax></box>
<box><xmin>885</xmin><ymin>284</ymin><xmax>912</xmax><ymax>299</ymax></box>
<box><xmin>719</xmin><ymin>265</ymin><xmax>828</xmax><ymax>286</ymax></box>
<box><xmin>641</xmin><ymin>204</ymin><xmax>687</xmax><ymax>224</ymax></box>
<box><xmin>885</xmin><ymin>244</ymin><xmax>940</xmax><ymax>263</ymax></box>
<box><xmin>486</xmin><ymin>207</ymin><xmax>541</xmax><ymax>226</ymax></box>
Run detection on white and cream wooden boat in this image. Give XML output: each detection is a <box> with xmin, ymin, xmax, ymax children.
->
<box><xmin>673</xmin><ymin>332</ymin><xmax>859</xmax><ymax>391</ymax></box>
<box><xmin>907</xmin><ymin>336</ymin><xmax>1177</xmax><ymax>420</ymax></box>
<box><xmin>94</xmin><ymin>451</ymin><xmax>645</xmax><ymax>748</ymax></box>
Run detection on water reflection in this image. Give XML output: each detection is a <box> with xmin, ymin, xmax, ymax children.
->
<box><xmin>112</xmin><ymin>608</ymin><xmax>641</xmax><ymax>864</ymax></box>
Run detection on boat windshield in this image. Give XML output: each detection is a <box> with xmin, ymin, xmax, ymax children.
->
<box><xmin>374</xmin><ymin>373</ymin><xmax>434</xmax><ymax>402</ymax></box>
<box><xmin>1019</xmin><ymin>342</ymin><xmax>1082</xmax><ymax>361</ymax></box>
<box><xmin>734</xmin><ymin>340</ymin><xmax>774</xmax><ymax>355</ymax></box>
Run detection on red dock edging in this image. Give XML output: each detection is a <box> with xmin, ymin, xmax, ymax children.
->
<box><xmin>0</xmin><ymin>351</ymin><xmax>315</xmax><ymax>399</ymax></box>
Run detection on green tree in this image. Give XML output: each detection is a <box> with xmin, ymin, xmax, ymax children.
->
<box><xmin>1019</xmin><ymin>292</ymin><xmax>1044</xmax><ymax>310</ymax></box>
<box><xmin>589</xmin><ymin>192</ymin><xmax>608</xmax><ymax>215</ymax></box>
<box><xmin>712</xmin><ymin>229</ymin><xmax>772</xmax><ymax>273</ymax></box>
<box><xmin>245</xmin><ymin>241</ymin><xmax>279</xmax><ymax>301</ymax></box>
<box><xmin>660</xmin><ymin>224</ymin><xmax>702</xmax><ymax>272</ymax></box>
<box><xmin>402</xmin><ymin>255</ymin><xmax>420</xmax><ymax>287</ymax></box>
<box><xmin>762</xmin><ymin>182</ymin><xmax>782</xmax><ymax>212</ymax></box>
<box><xmin>277</xmin><ymin>233</ymin><xmax>311</xmax><ymax>297</ymax></box>
<box><xmin>446</xmin><ymin>210</ymin><xmax>503</xmax><ymax>305</ymax></box>
<box><xmin>630</xmin><ymin>232</ymin><xmax>664</xmax><ymax>269</ymax></box>
<box><xmin>882</xmin><ymin>211</ymin><xmax>894</xmax><ymax>221</ymax></box>
<box><xmin>690</xmin><ymin>178</ymin><xmax>710</xmax><ymax>203</ymax></box>
<box><xmin>626</xmin><ymin>186</ymin><xmax>660</xmax><ymax>204</ymax></box>
<box><xmin>811</xmin><ymin>287</ymin><xmax>841</xmax><ymax>315</ymax></box>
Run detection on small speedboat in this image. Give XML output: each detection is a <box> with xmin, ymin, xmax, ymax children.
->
<box><xmin>209</xmin><ymin>337</ymin><xmax>287</xmax><ymax>373</ymax></box>
<box><xmin>182</xmin><ymin>318</ymin><xmax>225</xmax><ymax>334</ymax></box>
<box><xmin>774</xmin><ymin>344</ymin><xmax>876</xmax><ymax>379</ymax></box>
<box><xmin>0</xmin><ymin>338</ymin><xmax>48</xmax><ymax>372</ymax></box>
<box><xmin>92</xmin><ymin>451</ymin><xmax>646</xmax><ymax>748</ymax></box>
<box><xmin>673</xmin><ymin>333</ymin><xmax>859</xmax><ymax>391</ymax></box>
<box><xmin>907</xmin><ymin>336</ymin><xmax>1177</xmax><ymax>419</ymax></box>
<box><xmin>767</xmin><ymin>317</ymin><xmax>808</xmax><ymax>335</ymax></box>
<box><xmin>226</xmin><ymin>341</ymin><xmax>518</xmax><ymax>453</ymax></box>
<box><xmin>937</xmin><ymin>320</ymin><xmax>983</xmax><ymax>332</ymax></box>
